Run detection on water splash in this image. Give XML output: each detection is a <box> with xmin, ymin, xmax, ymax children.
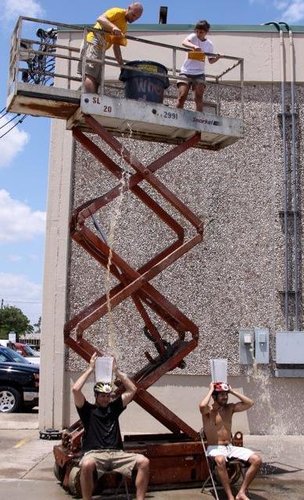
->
<box><xmin>103</xmin><ymin>124</ymin><xmax>141</xmax><ymax>358</ymax></box>
<box><xmin>248</xmin><ymin>356</ymin><xmax>295</xmax><ymax>455</ymax></box>
<box><xmin>104</xmin><ymin>168</ymin><xmax>130</xmax><ymax>356</ymax></box>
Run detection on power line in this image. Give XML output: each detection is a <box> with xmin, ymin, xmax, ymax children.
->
<box><xmin>0</xmin><ymin>114</ymin><xmax>27</xmax><ymax>139</ymax></box>
<box><xmin>0</xmin><ymin>108</ymin><xmax>8</xmax><ymax>119</ymax></box>
<box><xmin>0</xmin><ymin>112</ymin><xmax>20</xmax><ymax>130</ymax></box>
<box><xmin>1</xmin><ymin>298</ymin><xmax>42</xmax><ymax>309</ymax></box>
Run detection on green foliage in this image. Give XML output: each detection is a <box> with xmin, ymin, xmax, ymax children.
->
<box><xmin>33</xmin><ymin>316</ymin><xmax>41</xmax><ymax>334</ymax></box>
<box><xmin>0</xmin><ymin>305</ymin><xmax>33</xmax><ymax>340</ymax></box>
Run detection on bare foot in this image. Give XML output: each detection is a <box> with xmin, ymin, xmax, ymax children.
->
<box><xmin>236</xmin><ymin>493</ymin><xmax>249</xmax><ymax>500</ymax></box>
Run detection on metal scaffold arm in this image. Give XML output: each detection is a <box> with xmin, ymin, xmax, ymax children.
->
<box><xmin>64</xmin><ymin>117</ymin><xmax>204</xmax><ymax>437</ymax></box>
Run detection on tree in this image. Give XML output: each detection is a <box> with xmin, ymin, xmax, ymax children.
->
<box><xmin>33</xmin><ymin>316</ymin><xmax>41</xmax><ymax>334</ymax></box>
<box><xmin>0</xmin><ymin>305</ymin><xmax>33</xmax><ymax>340</ymax></box>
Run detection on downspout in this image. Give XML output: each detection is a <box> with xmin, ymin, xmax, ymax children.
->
<box><xmin>279</xmin><ymin>22</ymin><xmax>299</xmax><ymax>329</ymax></box>
<box><xmin>264</xmin><ymin>22</ymin><xmax>289</xmax><ymax>329</ymax></box>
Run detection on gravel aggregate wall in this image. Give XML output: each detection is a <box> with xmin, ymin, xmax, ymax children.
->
<box><xmin>66</xmin><ymin>83</ymin><xmax>304</xmax><ymax>382</ymax></box>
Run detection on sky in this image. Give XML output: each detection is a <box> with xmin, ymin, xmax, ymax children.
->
<box><xmin>0</xmin><ymin>0</ymin><xmax>304</xmax><ymax>326</ymax></box>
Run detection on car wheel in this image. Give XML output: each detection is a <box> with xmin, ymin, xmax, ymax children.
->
<box><xmin>0</xmin><ymin>386</ymin><xmax>22</xmax><ymax>413</ymax></box>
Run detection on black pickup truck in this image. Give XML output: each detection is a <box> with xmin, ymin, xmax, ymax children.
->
<box><xmin>0</xmin><ymin>346</ymin><xmax>39</xmax><ymax>413</ymax></box>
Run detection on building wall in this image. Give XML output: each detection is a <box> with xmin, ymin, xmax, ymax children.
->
<box><xmin>40</xmin><ymin>27</ymin><xmax>304</xmax><ymax>435</ymax></box>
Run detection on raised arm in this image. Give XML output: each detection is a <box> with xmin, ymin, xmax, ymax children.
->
<box><xmin>72</xmin><ymin>352</ymin><xmax>97</xmax><ymax>409</ymax></box>
<box><xmin>199</xmin><ymin>382</ymin><xmax>214</xmax><ymax>415</ymax></box>
<box><xmin>229</xmin><ymin>387</ymin><xmax>254</xmax><ymax>413</ymax></box>
<box><xmin>114</xmin><ymin>361</ymin><xmax>137</xmax><ymax>407</ymax></box>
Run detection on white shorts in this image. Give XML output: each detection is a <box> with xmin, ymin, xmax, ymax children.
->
<box><xmin>207</xmin><ymin>444</ymin><xmax>254</xmax><ymax>462</ymax></box>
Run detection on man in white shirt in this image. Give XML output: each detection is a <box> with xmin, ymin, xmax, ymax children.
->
<box><xmin>176</xmin><ymin>20</ymin><xmax>220</xmax><ymax>112</ymax></box>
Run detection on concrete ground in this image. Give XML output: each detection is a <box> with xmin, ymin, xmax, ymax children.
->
<box><xmin>0</xmin><ymin>412</ymin><xmax>304</xmax><ymax>499</ymax></box>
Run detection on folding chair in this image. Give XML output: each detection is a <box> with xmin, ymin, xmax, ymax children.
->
<box><xmin>200</xmin><ymin>429</ymin><xmax>248</xmax><ymax>498</ymax></box>
<box><xmin>200</xmin><ymin>428</ymin><xmax>220</xmax><ymax>500</ymax></box>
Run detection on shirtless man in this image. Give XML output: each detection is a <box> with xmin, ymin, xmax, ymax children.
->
<box><xmin>199</xmin><ymin>382</ymin><xmax>262</xmax><ymax>500</ymax></box>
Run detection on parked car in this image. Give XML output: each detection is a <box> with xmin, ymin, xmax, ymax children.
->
<box><xmin>14</xmin><ymin>342</ymin><xmax>40</xmax><ymax>365</ymax></box>
<box><xmin>0</xmin><ymin>340</ymin><xmax>40</xmax><ymax>365</ymax></box>
<box><xmin>26</xmin><ymin>343</ymin><xmax>40</xmax><ymax>353</ymax></box>
<box><xmin>0</xmin><ymin>346</ymin><xmax>39</xmax><ymax>413</ymax></box>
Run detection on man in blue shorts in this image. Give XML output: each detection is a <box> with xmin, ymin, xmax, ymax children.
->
<box><xmin>176</xmin><ymin>20</ymin><xmax>220</xmax><ymax>112</ymax></box>
<box><xmin>199</xmin><ymin>382</ymin><xmax>262</xmax><ymax>500</ymax></box>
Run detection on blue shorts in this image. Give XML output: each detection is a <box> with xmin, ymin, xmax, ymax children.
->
<box><xmin>177</xmin><ymin>73</ymin><xmax>206</xmax><ymax>88</ymax></box>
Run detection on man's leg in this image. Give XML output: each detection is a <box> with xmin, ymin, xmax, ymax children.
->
<box><xmin>134</xmin><ymin>453</ymin><xmax>150</xmax><ymax>500</ymax></box>
<box><xmin>193</xmin><ymin>81</ymin><xmax>205</xmax><ymax>112</ymax></box>
<box><xmin>79</xmin><ymin>456</ymin><xmax>97</xmax><ymax>500</ymax></box>
<box><xmin>176</xmin><ymin>82</ymin><xmax>190</xmax><ymax>109</ymax></box>
<box><xmin>214</xmin><ymin>455</ymin><xmax>235</xmax><ymax>500</ymax></box>
<box><xmin>79</xmin><ymin>43</ymin><xmax>101</xmax><ymax>93</ymax></box>
<box><xmin>236</xmin><ymin>453</ymin><xmax>262</xmax><ymax>500</ymax></box>
<box><xmin>83</xmin><ymin>74</ymin><xmax>98</xmax><ymax>93</ymax></box>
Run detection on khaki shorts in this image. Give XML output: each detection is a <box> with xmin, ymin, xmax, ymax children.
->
<box><xmin>177</xmin><ymin>73</ymin><xmax>206</xmax><ymax>89</ymax></box>
<box><xmin>80</xmin><ymin>449</ymin><xmax>139</xmax><ymax>478</ymax></box>
<box><xmin>77</xmin><ymin>42</ymin><xmax>104</xmax><ymax>81</ymax></box>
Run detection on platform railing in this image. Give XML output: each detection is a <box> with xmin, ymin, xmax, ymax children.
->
<box><xmin>8</xmin><ymin>16</ymin><xmax>244</xmax><ymax>119</ymax></box>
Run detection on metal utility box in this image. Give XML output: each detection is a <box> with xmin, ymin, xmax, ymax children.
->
<box><xmin>254</xmin><ymin>327</ymin><xmax>269</xmax><ymax>364</ymax></box>
<box><xmin>239</xmin><ymin>329</ymin><xmax>254</xmax><ymax>364</ymax></box>
<box><xmin>276</xmin><ymin>331</ymin><xmax>304</xmax><ymax>364</ymax></box>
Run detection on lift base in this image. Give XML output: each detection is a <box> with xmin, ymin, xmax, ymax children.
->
<box><xmin>124</xmin><ymin>433</ymin><xmax>207</xmax><ymax>487</ymax></box>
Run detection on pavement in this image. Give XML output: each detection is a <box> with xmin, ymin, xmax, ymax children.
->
<box><xmin>0</xmin><ymin>412</ymin><xmax>304</xmax><ymax>499</ymax></box>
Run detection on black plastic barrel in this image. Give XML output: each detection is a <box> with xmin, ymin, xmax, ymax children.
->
<box><xmin>119</xmin><ymin>60</ymin><xmax>169</xmax><ymax>104</ymax></box>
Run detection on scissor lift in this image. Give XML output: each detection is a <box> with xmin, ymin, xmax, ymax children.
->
<box><xmin>7</xmin><ymin>17</ymin><xmax>245</xmax><ymax>493</ymax></box>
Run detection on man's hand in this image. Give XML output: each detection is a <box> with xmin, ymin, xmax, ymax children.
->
<box><xmin>89</xmin><ymin>352</ymin><xmax>98</xmax><ymax>370</ymax></box>
<box><xmin>112</xmin><ymin>356</ymin><xmax>118</xmax><ymax>375</ymax></box>
<box><xmin>112</xmin><ymin>27</ymin><xmax>122</xmax><ymax>36</ymax></box>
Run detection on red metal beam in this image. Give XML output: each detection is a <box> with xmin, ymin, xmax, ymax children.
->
<box><xmin>66</xmin><ymin>119</ymin><xmax>204</xmax><ymax>437</ymax></box>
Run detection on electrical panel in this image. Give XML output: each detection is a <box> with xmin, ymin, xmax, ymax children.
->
<box><xmin>239</xmin><ymin>329</ymin><xmax>254</xmax><ymax>365</ymax></box>
<box><xmin>254</xmin><ymin>327</ymin><xmax>269</xmax><ymax>364</ymax></box>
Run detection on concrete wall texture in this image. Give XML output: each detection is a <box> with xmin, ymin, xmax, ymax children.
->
<box><xmin>39</xmin><ymin>27</ymin><xmax>304</xmax><ymax>435</ymax></box>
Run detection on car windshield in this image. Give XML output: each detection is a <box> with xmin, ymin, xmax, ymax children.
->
<box><xmin>0</xmin><ymin>346</ymin><xmax>29</xmax><ymax>364</ymax></box>
<box><xmin>22</xmin><ymin>344</ymin><xmax>40</xmax><ymax>357</ymax></box>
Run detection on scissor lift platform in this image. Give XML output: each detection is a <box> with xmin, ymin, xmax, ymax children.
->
<box><xmin>7</xmin><ymin>82</ymin><xmax>243</xmax><ymax>150</ymax></box>
<box><xmin>7</xmin><ymin>16</ymin><xmax>247</xmax><ymax>492</ymax></box>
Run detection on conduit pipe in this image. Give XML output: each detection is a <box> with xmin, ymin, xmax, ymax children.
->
<box><xmin>264</xmin><ymin>21</ymin><xmax>289</xmax><ymax>329</ymax></box>
<box><xmin>279</xmin><ymin>22</ymin><xmax>300</xmax><ymax>329</ymax></box>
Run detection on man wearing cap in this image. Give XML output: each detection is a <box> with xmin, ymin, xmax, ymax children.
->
<box><xmin>72</xmin><ymin>352</ymin><xmax>149</xmax><ymax>500</ymax></box>
<box><xmin>199</xmin><ymin>382</ymin><xmax>262</xmax><ymax>500</ymax></box>
<box><xmin>78</xmin><ymin>3</ymin><xmax>144</xmax><ymax>93</ymax></box>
